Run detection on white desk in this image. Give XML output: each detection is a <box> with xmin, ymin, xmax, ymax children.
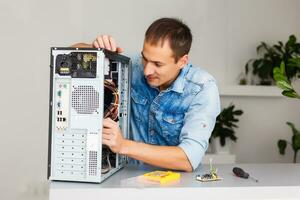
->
<box><xmin>49</xmin><ymin>164</ymin><xmax>300</xmax><ymax>200</ymax></box>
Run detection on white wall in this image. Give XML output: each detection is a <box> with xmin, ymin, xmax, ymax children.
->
<box><xmin>0</xmin><ymin>1</ymin><xmax>85</xmax><ymax>199</ymax></box>
<box><xmin>0</xmin><ymin>0</ymin><xmax>300</xmax><ymax>199</ymax></box>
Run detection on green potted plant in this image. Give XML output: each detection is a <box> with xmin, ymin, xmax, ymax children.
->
<box><xmin>273</xmin><ymin>60</ymin><xmax>300</xmax><ymax>98</ymax></box>
<box><xmin>277</xmin><ymin>122</ymin><xmax>300</xmax><ymax>163</ymax></box>
<box><xmin>210</xmin><ymin>104</ymin><xmax>243</xmax><ymax>154</ymax></box>
<box><xmin>245</xmin><ymin>35</ymin><xmax>300</xmax><ymax>85</ymax></box>
<box><xmin>273</xmin><ymin>59</ymin><xmax>300</xmax><ymax>163</ymax></box>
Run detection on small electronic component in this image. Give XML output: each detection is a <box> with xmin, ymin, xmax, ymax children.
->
<box><xmin>196</xmin><ymin>159</ymin><xmax>222</xmax><ymax>182</ymax></box>
<box><xmin>143</xmin><ymin>171</ymin><xmax>180</xmax><ymax>184</ymax></box>
<box><xmin>196</xmin><ymin>172</ymin><xmax>222</xmax><ymax>182</ymax></box>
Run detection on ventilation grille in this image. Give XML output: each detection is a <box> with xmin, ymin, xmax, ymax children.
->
<box><xmin>72</xmin><ymin>86</ymin><xmax>99</xmax><ymax>114</ymax></box>
<box><xmin>88</xmin><ymin>151</ymin><xmax>98</xmax><ymax>176</ymax></box>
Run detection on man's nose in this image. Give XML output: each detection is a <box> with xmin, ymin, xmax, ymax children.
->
<box><xmin>144</xmin><ymin>62</ymin><xmax>155</xmax><ymax>76</ymax></box>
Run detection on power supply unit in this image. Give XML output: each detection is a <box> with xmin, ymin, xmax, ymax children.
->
<box><xmin>47</xmin><ymin>47</ymin><xmax>131</xmax><ymax>183</ymax></box>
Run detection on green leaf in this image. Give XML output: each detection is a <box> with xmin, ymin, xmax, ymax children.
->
<box><xmin>273</xmin><ymin>73</ymin><xmax>288</xmax><ymax>82</ymax></box>
<box><xmin>276</xmin><ymin>80</ymin><xmax>293</xmax><ymax>90</ymax></box>
<box><xmin>256</xmin><ymin>43</ymin><xmax>268</xmax><ymax>54</ymax></box>
<box><xmin>231</xmin><ymin>124</ymin><xmax>238</xmax><ymax>128</ymax></box>
<box><xmin>231</xmin><ymin>118</ymin><xmax>239</xmax><ymax>122</ymax></box>
<box><xmin>286</xmin><ymin>122</ymin><xmax>300</xmax><ymax>135</ymax></box>
<box><xmin>273</xmin><ymin>67</ymin><xmax>281</xmax><ymax>75</ymax></box>
<box><xmin>245</xmin><ymin>63</ymin><xmax>249</xmax><ymax>74</ymax></box>
<box><xmin>273</xmin><ymin>69</ymin><xmax>288</xmax><ymax>82</ymax></box>
<box><xmin>228</xmin><ymin>104</ymin><xmax>235</xmax><ymax>110</ymax></box>
<box><xmin>222</xmin><ymin>128</ymin><xmax>234</xmax><ymax>135</ymax></box>
<box><xmin>229</xmin><ymin>134</ymin><xmax>237</xmax><ymax>142</ymax></box>
<box><xmin>233</xmin><ymin>110</ymin><xmax>243</xmax><ymax>115</ymax></box>
<box><xmin>261</xmin><ymin>42</ymin><xmax>270</xmax><ymax>52</ymax></box>
<box><xmin>278</xmin><ymin>41</ymin><xmax>284</xmax><ymax>47</ymax></box>
<box><xmin>286</xmin><ymin>35</ymin><xmax>297</xmax><ymax>48</ymax></box>
<box><xmin>257</xmin><ymin>60</ymin><xmax>273</xmax><ymax>79</ymax></box>
<box><xmin>280</xmin><ymin>61</ymin><xmax>286</xmax><ymax>74</ymax></box>
<box><xmin>273</xmin><ymin>67</ymin><xmax>285</xmax><ymax>79</ymax></box>
<box><xmin>294</xmin><ymin>43</ymin><xmax>300</xmax><ymax>53</ymax></box>
<box><xmin>274</xmin><ymin>44</ymin><xmax>284</xmax><ymax>54</ymax></box>
<box><xmin>288</xmin><ymin>58</ymin><xmax>300</xmax><ymax>69</ymax></box>
<box><xmin>292</xmin><ymin>134</ymin><xmax>300</xmax><ymax>151</ymax></box>
<box><xmin>282</xmin><ymin>90</ymin><xmax>300</xmax><ymax>99</ymax></box>
<box><xmin>253</xmin><ymin>59</ymin><xmax>263</xmax><ymax>74</ymax></box>
<box><xmin>278</xmin><ymin>140</ymin><xmax>287</xmax><ymax>155</ymax></box>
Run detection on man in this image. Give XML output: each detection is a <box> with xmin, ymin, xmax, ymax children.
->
<box><xmin>73</xmin><ymin>18</ymin><xmax>220</xmax><ymax>172</ymax></box>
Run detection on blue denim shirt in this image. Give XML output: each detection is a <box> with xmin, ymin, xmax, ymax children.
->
<box><xmin>130</xmin><ymin>57</ymin><xmax>221</xmax><ymax>170</ymax></box>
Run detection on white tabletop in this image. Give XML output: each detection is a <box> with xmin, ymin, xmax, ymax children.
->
<box><xmin>49</xmin><ymin>163</ymin><xmax>300</xmax><ymax>200</ymax></box>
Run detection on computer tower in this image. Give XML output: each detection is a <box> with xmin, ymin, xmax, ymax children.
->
<box><xmin>48</xmin><ymin>47</ymin><xmax>131</xmax><ymax>183</ymax></box>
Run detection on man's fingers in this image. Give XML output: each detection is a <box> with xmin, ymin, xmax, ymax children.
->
<box><xmin>102</xmin><ymin>133</ymin><xmax>111</xmax><ymax>140</ymax></box>
<box><xmin>103</xmin><ymin>121</ymin><xmax>113</xmax><ymax>128</ymax></box>
<box><xmin>102</xmin><ymin>127</ymin><xmax>113</xmax><ymax>135</ymax></box>
<box><xmin>95</xmin><ymin>36</ymin><xmax>105</xmax><ymax>48</ymax></box>
<box><xmin>109</xmin><ymin>36</ymin><xmax>117</xmax><ymax>52</ymax></box>
<box><xmin>71</xmin><ymin>43</ymin><xmax>93</xmax><ymax>48</ymax></box>
<box><xmin>103</xmin><ymin>118</ymin><xmax>116</xmax><ymax>128</ymax></box>
<box><xmin>102</xmin><ymin>35</ymin><xmax>112</xmax><ymax>50</ymax></box>
<box><xmin>93</xmin><ymin>40</ymin><xmax>100</xmax><ymax>48</ymax></box>
<box><xmin>116</xmin><ymin>47</ymin><xmax>124</xmax><ymax>54</ymax></box>
<box><xmin>102</xmin><ymin>138</ymin><xmax>111</xmax><ymax>146</ymax></box>
<box><xmin>93</xmin><ymin>35</ymin><xmax>124</xmax><ymax>53</ymax></box>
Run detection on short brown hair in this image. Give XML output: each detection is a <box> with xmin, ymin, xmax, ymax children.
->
<box><xmin>145</xmin><ymin>18</ymin><xmax>192</xmax><ymax>62</ymax></box>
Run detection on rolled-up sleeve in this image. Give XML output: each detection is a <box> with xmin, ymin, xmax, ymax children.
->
<box><xmin>178</xmin><ymin>80</ymin><xmax>220</xmax><ymax>170</ymax></box>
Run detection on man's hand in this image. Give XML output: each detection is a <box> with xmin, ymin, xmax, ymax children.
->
<box><xmin>70</xmin><ymin>35</ymin><xmax>124</xmax><ymax>53</ymax></box>
<box><xmin>102</xmin><ymin>118</ymin><xmax>192</xmax><ymax>172</ymax></box>
<box><xmin>102</xmin><ymin>118</ymin><xmax>126</xmax><ymax>154</ymax></box>
<box><xmin>93</xmin><ymin>35</ymin><xmax>124</xmax><ymax>53</ymax></box>
<box><xmin>70</xmin><ymin>43</ymin><xmax>93</xmax><ymax>48</ymax></box>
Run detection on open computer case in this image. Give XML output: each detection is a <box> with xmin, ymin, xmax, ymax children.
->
<box><xmin>47</xmin><ymin>47</ymin><xmax>131</xmax><ymax>183</ymax></box>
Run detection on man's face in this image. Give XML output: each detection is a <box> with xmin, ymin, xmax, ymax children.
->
<box><xmin>141</xmin><ymin>39</ymin><xmax>188</xmax><ymax>91</ymax></box>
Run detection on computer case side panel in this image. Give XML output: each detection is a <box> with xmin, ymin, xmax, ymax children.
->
<box><xmin>47</xmin><ymin>50</ymin><xmax>54</xmax><ymax>179</ymax></box>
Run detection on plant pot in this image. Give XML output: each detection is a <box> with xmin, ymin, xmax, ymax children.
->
<box><xmin>206</xmin><ymin>142</ymin><xmax>214</xmax><ymax>154</ymax></box>
<box><xmin>212</xmin><ymin>138</ymin><xmax>232</xmax><ymax>155</ymax></box>
<box><xmin>260</xmin><ymin>79</ymin><xmax>273</xmax><ymax>86</ymax></box>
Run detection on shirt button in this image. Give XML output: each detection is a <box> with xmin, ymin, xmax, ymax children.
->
<box><xmin>150</xmin><ymin>130</ymin><xmax>155</xmax><ymax>135</ymax></box>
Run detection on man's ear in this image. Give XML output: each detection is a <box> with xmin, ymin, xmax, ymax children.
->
<box><xmin>177</xmin><ymin>54</ymin><xmax>189</xmax><ymax>69</ymax></box>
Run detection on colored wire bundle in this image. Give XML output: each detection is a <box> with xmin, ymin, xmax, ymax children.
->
<box><xmin>104</xmin><ymin>80</ymin><xmax>119</xmax><ymax>121</ymax></box>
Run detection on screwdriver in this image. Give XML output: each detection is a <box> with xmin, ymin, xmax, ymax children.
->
<box><xmin>232</xmin><ymin>167</ymin><xmax>259</xmax><ymax>182</ymax></box>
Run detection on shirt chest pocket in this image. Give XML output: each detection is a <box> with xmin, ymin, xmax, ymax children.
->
<box><xmin>160</xmin><ymin>112</ymin><xmax>184</xmax><ymax>145</ymax></box>
<box><xmin>131</xmin><ymin>89</ymin><xmax>148</xmax><ymax>123</ymax></box>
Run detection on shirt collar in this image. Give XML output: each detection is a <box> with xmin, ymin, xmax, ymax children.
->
<box><xmin>168</xmin><ymin>63</ymin><xmax>190</xmax><ymax>94</ymax></box>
